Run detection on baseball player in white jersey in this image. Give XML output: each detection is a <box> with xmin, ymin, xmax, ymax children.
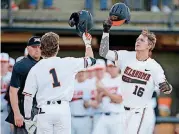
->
<box><xmin>8</xmin><ymin>57</ymin><xmax>15</xmax><ymax>72</ymax></box>
<box><xmin>93</xmin><ymin>60</ymin><xmax>125</xmax><ymax>134</ymax></box>
<box><xmin>22</xmin><ymin>32</ymin><xmax>96</xmax><ymax>134</ymax></box>
<box><xmin>99</xmin><ymin>26</ymin><xmax>172</xmax><ymax>134</ymax></box>
<box><xmin>70</xmin><ymin>70</ymin><xmax>92</xmax><ymax>134</ymax></box>
<box><xmin>1</xmin><ymin>52</ymin><xmax>12</xmax><ymax>134</ymax></box>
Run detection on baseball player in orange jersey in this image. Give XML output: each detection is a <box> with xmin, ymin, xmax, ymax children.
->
<box><xmin>99</xmin><ymin>27</ymin><xmax>172</xmax><ymax>134</ymax></box>
<box><xmin>70</xmin><ymin>70</ymin><xmax>92</xmax><ymax>134</ymax></box>
<box><xmin>93</xmin><ymin>60</ymin><xmax>125</xmax><ymax>134</ymax></box>
<box><xmin>22</xmin><ymin>32</ymin><xmax>96</xmax><ymax>134</ymax></box>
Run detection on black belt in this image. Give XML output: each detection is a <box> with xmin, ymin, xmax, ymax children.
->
<box><xmin>73</xmin><ymin>115</ymin><xmax>87</xmax><ymax>118</ymax></box>
<box><xmin>73</xmin><ymin>115</ymin><xmax>93</xmax><ymax>118</ymax></box>
<box><xmin>103</xmin><ymin>112</ymin><xmax>119</xmax><ymax>116</ymax></box>
<box><xmin>124</xmin><ymin>106</ymin><xmax>131</xmax><ymax>111</ymax></box>
<box><xmin>47</xmin><ymin>100</ymin><xmax>61</xmax><ymax>105</ymax></box>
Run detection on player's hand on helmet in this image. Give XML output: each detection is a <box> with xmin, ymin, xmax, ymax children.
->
<box><xmin>68</xmin><ymin>12</ymin><xmax>79</xmax><ymax>27</ymax></box>
<box><xmin>24</xmin><ymin>116</ymin><xmax>37</xmax><ymax>134</ymax></box>
<box><xmin>103</xmin><ymin>19</ymin><xmax>112</xmax><ymax>33</ymax></box>
<box><xmin>82</xmin><ymin>33</ymin><xmax>92</xmax><ymax>46</ymax></box>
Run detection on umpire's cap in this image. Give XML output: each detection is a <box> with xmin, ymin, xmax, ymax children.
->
<box><xmin>27</xmin><ymin>36</ymin><xmax>41</xmax><ymax>46</ymax></box>
<box><xmin>109</xmin><ymin>3</ymin><xmax>130</xmax><ymax>26</ymax></box>
<box><xmin>68</xmin><ymin>10</ymin><xmax>93</xmax><ymax>37</ymax></box>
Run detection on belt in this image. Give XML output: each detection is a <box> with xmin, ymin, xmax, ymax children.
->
<box><xmin>73</xmin><ymin>115</ymin><xmax>87</xmax><ymax>118</ymax></box>
<box><xmin>47</xmin><ymin>100</ymin><xmax>61</xmax><ymax>105</ymax></box>
<box><xmin>73</xmin><ymin>115</ymin><xmax>93</xmax><ymax>118</ymax></box>
<box><xmin>124</xmin><ymin>106</ymin><xmax>131</xmax><ymax>111</ymax></box>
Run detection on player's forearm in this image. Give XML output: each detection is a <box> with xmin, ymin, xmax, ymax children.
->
<box><xmin>96</xmin><ymin>91</ymin><xmax>104</xmax><ymax>103</ymax></box>
<box><xmin>104</xmin><ymin>90</ymin><xmax>122</xmax><ymax>103</ymax></box>
<box><xmin>85</xmin><ymin>46</ymin><xmax>94</xmax><ymax>58</ymax></box>
<box><xmin>99</xmin><ymin>33</ymin><xmax>117</xmax><ymax>61</ymax></box>
<box><xmin>24</xmin><ymin>96</ymin><xmax>33</xmax><ymax>118</ymax></box>
<box><xmin>9</xmin><ymin>86</ymin><xmax>21</xmax><ymax>115</ymax></box>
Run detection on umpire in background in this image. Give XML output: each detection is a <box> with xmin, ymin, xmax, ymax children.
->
<box><xmin>6</xmin><ymin>36</ymin><xmax>41</xmax><ymax>134</ymax></box>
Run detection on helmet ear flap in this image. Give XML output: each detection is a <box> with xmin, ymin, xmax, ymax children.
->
<box><xmin>68</xmin><ymin>12</ymin><xmax>79</xmax><ymax>27</ymax></box>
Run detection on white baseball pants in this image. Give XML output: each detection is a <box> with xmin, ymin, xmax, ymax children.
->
<box><xmin>124</xmin><ymin>106</ymin><xmax>155</xmax><ymax>134</ymax></box>
<box><xmin>71</xmin><ymin>116</ymin><xmax>92</xmax><ymax>134</ymax></box>
<box><xmin>36</xmin><ymin>101</ymin><xmax>71</xmax><ymax>134</ymax></box>
<box><xmin>93</xmin><ymin>113</ymin><xmax>125</xmax><ymax>134</ymax></box>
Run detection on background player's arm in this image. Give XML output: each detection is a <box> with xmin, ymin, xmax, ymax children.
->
<box><xmin>84</xmin><ymin>100</ymin><xmax>99</xmax><ymax>109</ymax></box>
<box><xmin>22</xmin><ymin>69</ymin><xmax>37</xmax><ymax>119</ymax></box>
<box><xmin>9</xmin><ymin>66</ymin><xmax>24</xmax><ymax>127</ymax></box>
<box><xmin>96</xmin><ymin>80</ymin><xmax>122</xmax><ymax>103</ymax></box>
<box><xmin>103</xmin><ymin>89</ymin><xmax>123</xmax><ymax>104</ymax></box>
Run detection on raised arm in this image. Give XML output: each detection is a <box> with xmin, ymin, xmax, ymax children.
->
<box><xmin>99</xmin><ymin>20</ymin><xmax>118</xmax><ymax>61</ymax></box>
<box><xmin>82</xmin><ymin>33</ymin><xmax>94</xmax><ymax>58</ymax></box>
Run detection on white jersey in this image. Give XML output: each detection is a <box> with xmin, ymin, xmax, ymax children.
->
<box><xmin>100</xmin><ymin>75</ymin><xmax>125</xmax><ymax>113</ymax></box>
<box><xmin>1</xmin><ymin>72</ymin><xmax>11</xmax><ymax>93</ymax></box>
<box><xmin>70</xmin><ymin>80</ymin><xmax>89</xmax><ymax>116</ymax></box>
<box><xmin>117</xmin><ymin>50</ymin><xmax>166</xmax><ymax>108</ymax></box>
<box><xmin>83</xmin><ymin>77</ymin><xmax>97</xmax><ymax>115</ymax></box>
<box><xmin>23</xmin><ymin>57</ymin><xmax>88</xmax><ymax>107</ymax></box>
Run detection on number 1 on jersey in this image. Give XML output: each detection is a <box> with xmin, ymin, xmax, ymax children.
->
<box><xmin>49</xmin><ymin>68</ymin><xmax>60</xmax><ymax>88</ymax></box>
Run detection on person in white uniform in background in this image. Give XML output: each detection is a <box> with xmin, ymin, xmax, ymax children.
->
<box><xmin>1</xmin><ymin>52</ymin><xmax>12</xmax><ymax>134</ymax></box>
<box><xmin>8</xmin><ymin>57</ymin><xmax>15</xmax><ymax>72</ymax></box>
<box><xmin>93</xmin><ymin>60</ymin><xmax>125</xmax><ymax>134</ymax></box>
<box><xmin>71</xmin><ymin>70</ymin><xmax>92</xmax><ymax>134</ymax></box>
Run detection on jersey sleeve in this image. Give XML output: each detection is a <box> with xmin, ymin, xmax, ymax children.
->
<box><xmin>10</xmin><ymin>65</ymin><xmax>21</xmax><ymax>89</ymax></box>
<box><xmin>22</xmin><ymin>68</ymin><xmax>37</xmax><ymax>97</ymax></box>
<box><xmin>68</xmin><ymin>57</ymin><xmax>96</xmax><ymax>73</ymax></box>
<box><xmin>152</xmin><ymin>63</ymin><xmax>166</xmax><ymax>88</ymax></box>
<box><xmin>116</xmin><ymin>50</ymin><xmax>129</xmax><ymax>69</ymax></box>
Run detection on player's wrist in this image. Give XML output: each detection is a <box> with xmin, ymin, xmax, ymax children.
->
<box><xmin>85</xmin><ymin>44</ymin><xmax>91</xmax><ymax>48</ymax></box>
<box><xmin>102</xmin><ymin>32</ymin><xmax>109</xmax><ymax>37</ymax></box>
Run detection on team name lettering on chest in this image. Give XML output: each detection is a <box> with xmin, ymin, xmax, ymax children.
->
<box><xmin>122</xmin><ymin>66</ymin><xmax>151</xmax><ymax>85</ymax></box>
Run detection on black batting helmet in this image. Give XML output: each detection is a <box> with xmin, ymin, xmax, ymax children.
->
<box><xmin>69</xmin><ymin>10</ymin><xmax>93</xmax><ymax>36</ymax></box>
<box><xmin>109</xmin><ymin>3</ymin><xmax>130</xmax><ymax>26</ymax></box>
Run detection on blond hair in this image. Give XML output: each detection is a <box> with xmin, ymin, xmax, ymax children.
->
<box><xmin>41</xmin><ymin>32</ymin><xmax>60</xmax><ymax>57</ymax></box>
<box><xmin>142</xmin><ymin>29</ymin><xmax>156</xmax><ymax>51</ymax></box>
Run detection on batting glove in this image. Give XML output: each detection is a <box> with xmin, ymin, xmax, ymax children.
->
<box><xmin>82</xmin><ymin>33</ymin><xmax>92</xmax><ymax>47</ymax></box>
<box><xmin>103</xmin><ymin>19</ymin><xmax>112</xmax><ymax>33</ymax></box>
<box><xmin>24</xmin><ymin>116</ymin><xmax>37</xmax><ymax>134</ymax></box>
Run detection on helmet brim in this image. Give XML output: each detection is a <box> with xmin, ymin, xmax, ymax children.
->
<box><xmin>111</xmin><ymin>19</ymin><xmax>125</xmax><ymax>26</ymax></box>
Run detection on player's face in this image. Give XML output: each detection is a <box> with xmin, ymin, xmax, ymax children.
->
<box><xmin>87</xmin><ymin>70</ymin><xmax>95</xmax><ymax>79</ymax></box>
<box><xmin>27</xmin><ymin>45</ymin><xmax>41</xmax><ymax>60</ymax></box>
<box><xmin>135</xmin><ymin>34</ymin><xmax>150</xmax><ymax>51</ymax></box>
<box><xmin>95</xmin><ymin>69</ymin><xmax>105</xmax><ymax>80</ymax></box>
<box><xmin>107</xmin><ymin>66</ymin><xmax>119</xmax><ymax>77</ymax></box>
<box><xmin>77</xmin><ymin>71</ymin><xmax>86</xmax><ymax>82</ymax></box>
<box><xmin>1</xmin><ymin>61</ymin><xmax>9</xmax><ymax>74</ymax></box>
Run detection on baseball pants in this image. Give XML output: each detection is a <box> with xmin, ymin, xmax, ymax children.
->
<box><xmin>71</xmin><ymin>116</ymin><xmax>92</xmax><ymax>134</ymax></box>
<box><xmin>36</xmin><ymin>101</ymin><xmax>71</xmax><ymax>134</ymax></box>
<box><xmin>124</xmin><ymin>106</ymin><xmax>155</xmax><ymax>134</ymax></box>
<box><xmin>93</xmin><ymin>113</ymin><xmax>125</xmax><ymax>134</ymax></box>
